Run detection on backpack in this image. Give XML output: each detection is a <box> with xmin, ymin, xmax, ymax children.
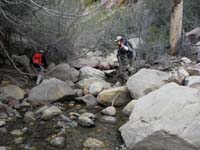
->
<box><xmin>125</xmin><ymin>41</ymin><xmax>136</xmax><ymax>60</ymax></box>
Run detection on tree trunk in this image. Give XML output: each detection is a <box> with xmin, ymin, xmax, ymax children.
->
<box><xmin>169</xmin><ymin>0</ymin><xmax>183</xmax><ymax>55</ymax></box>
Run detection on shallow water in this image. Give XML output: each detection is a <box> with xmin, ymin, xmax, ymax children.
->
<box><xmin>0</xmin><ymin>102</ymin><xmax>128</xmax><ymax>150</ymax></box>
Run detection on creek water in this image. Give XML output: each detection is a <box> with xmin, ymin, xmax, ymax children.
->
<box><xmin>0</xmin><ymin>101</ymin><xmax>128</xmax><ymax>150</ymax></box>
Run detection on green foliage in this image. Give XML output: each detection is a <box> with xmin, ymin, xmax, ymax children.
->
<box><xmin>147</xmin><ymin>26</ymin><xmax>168</xmax><ymax>45</ymax></box>
<box><xmin>1</xmin><ymin>0</ymin><xmax>200</xmax><ymax>63</ymax></box>
<box><xmin>99</xmin><ymin>0</ymin><xmax>171</xmax><ymax>62</ymax></box>
<box><xmin>183</xmin><ymin>0</ymin><xmax>200</xmax><ymax>31</ymax></box>
<box><xmin>0</xmin><ymin>0</ymin><xmax>80</xmax><ymax>63</ymax></box>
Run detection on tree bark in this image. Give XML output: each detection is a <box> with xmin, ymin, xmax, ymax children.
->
<box><xmin>169</xmin><ymin>0</ymin><xmax>183</xmax><ymax>55</ymax></box>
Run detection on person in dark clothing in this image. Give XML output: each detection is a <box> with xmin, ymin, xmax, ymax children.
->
<box><xmin>31</xmin><ymin>49</ymin><xmax>48</xmax><ymax>85</ymax></box>
<box><xmin>115</xmin><ymin>36</ymin><xmax>133</xmax><ymax>85</ymax></box>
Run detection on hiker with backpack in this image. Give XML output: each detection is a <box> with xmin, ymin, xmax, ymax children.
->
<box><xmin>31</xmin><ymin>48</ymin><xmax>48</xmax><ymax>85</ymax></box>
<box><xmin>115</xmin><ymin>36</ymin><xmax>135</xmax><ymax>85</ymax></box>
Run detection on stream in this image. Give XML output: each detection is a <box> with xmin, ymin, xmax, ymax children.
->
<box><xmin>0</xmin><ymin>100</ymin><xmax>128</xmax><ymax>150</ymax></box>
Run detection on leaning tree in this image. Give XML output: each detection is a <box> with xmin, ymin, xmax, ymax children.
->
<box><xmin>169</xmin><ymin>0</ymin><xmax>183</xmax><ymax>55</ymax></box>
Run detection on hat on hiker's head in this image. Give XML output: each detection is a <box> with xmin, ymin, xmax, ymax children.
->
<box><xmin>115</xmin><ymin>36</ymin><xmax>123</xmax><ymax>42</ymax></box>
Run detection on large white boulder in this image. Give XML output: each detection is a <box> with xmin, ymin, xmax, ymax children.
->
<box><xmin>127</xmin><ymin>69</ymin><xmax>170</xmax><ymax>98</ymax></box>
<box><xmin>120</xmin><ymin>83</ymin><xmax>200</xmax><ymax>150</ymax></box>
<box><xmin>28</xmin><ymin>78</ymin><xmax>75</xmax><ymax>104</ymax></box>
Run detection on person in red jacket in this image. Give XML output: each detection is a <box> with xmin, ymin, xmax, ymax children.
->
<box><xmin>32</xmin><ymin>49</ymin><xmax>47</xmax><ymax>85</ymax></box>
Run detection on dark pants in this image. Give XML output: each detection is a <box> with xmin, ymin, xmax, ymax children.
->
<box><xmin>118</xmin><ymin>65</ymin><xmax>129</xmax><ymax>85</ymax></box>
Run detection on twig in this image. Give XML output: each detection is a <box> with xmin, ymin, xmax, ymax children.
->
<box><xmin>111</xmin><ymin>93</ymin><xmax>121</xmax><ymax>107</ymax></box>
<box><xmin>0</xmin><ymin>41</ymin><xmax>36</xmax><ymax>76</ymax></box>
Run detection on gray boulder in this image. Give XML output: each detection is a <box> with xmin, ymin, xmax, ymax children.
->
<box><xmin>47</xmin><ymin>62</ymin><xmax>56</xmax><ymax>71</ymax></box>
<box><xmin>71</xmin><ymin>56</ymin><xmax>105</xmax><ymax>69</ymax></box>
<box><xmin>78</xmin><ymin>116</ymin><xmax>95</xmax><ymax>127</ymax></box>
<box><xmin>10</xmin><ymin>129</ymin><xmax>24</xmax><ymax>136</ymax></box>
<box><xmin>40</xmin><ymin>105</ymin><xmax>62</xmax><ymax>120</ymax></box>
<box><xmin>89</xmin><ymin>81</ymin><xmax>104</xmax><ymax>96</ymax></box>
<box><xmin>78</xmin><ymin>113</ymin><xmax>95</xmax><ymax>127</ymax></box>
<box><xmin>80</xmin><ymin>66</ymin><xmax>105</xmax><ymax>80</ymax></box>
<box><xmin>0</xmin><ymin>103</ymin><xmax>20</xmax><ymax>118</ymax></box>
<box><xmin>169</xmin><ymin>68</ymin><xmax>189</xmax><ymax>85</ymax></box>
<box><xmin>28</xmin><ymin>78</ymin><xmax>75</xmax><ymax>104</ymax></box>
<box><xmin>122</xmin><ymin>100</ymin><xmax>137</xmax><ymax>116</ymax></box>
<box><xmin>97</xmin><ymin>86</ymin><xmax>131</xmax><ymax>106</ymax></box>
<box><xmin>48</xmin><ymin>64</ymin><xmax>79</xmax><ymax>82</ymax></box>
<box><xmin>0</xmin><ymin>85</ymin><xmax>25</xmax><ymax>100</ymax></box>
<box><xmin>76</xmin><ymin>77</ymin><xmax>111</xmax><ymax>95</ymax></box>
<box><xmin>99</xmin><ymin>116</ymin><xmax>117</xmax><ymax>125</ymax></box>
<box><xmin>12</xmin><ymin>54</ymin><xmax>32</xmax><ymax>73</ymax></box>
<box><xmin>181</xmin><ymin>57</ymin><xmax>192</xmax><ymax>64</ymax></box>
<box><xmin>197</xmin><ymin>51</ymin><xmax>200</xmax><ymax>62</ymax></box>
<box><xmin>127</xmin><ymin>69</ymin><xmax>170</xmax><ymax>99</ymax></box>
<box><xmin>0</xmin><ymin>121</ymin><xmax>6</xmax><ymax>127</ymax></box>
<box><xmin>184</xmin><ymin>76</ymin><xmax>200</xmax><ymax>90</ymax></box>
<box><xmin>186</xmin><ymin>65</ymin><xmax>200</xmax><ymax>76</ymax></box>
<box><xmin>24</xmin><ymin>111</ymin><xmax>35</xmax><ymax>124</ymax></box>
<box><xmin>120</xmin><ymin>83</ymin><xmax>200</xmax><ymax>150</ymax></box>
<box><xmin>76</xmin><ymin>94</ymin><xmax>98</xmax><ymax>106</ymax></box>
<box><xmin>81</xmin><ymin>112</ymin><xmax>95</xmax><ymax>120</ymax></box>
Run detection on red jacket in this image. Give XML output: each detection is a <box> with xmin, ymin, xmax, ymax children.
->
<box><xmin>32</xmin><ymin>53</ymin><xmax>43</xmax><ymax>66</ymax></box>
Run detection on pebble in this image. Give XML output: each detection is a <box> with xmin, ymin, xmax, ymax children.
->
<box><xmin>60</xmin><ymin>114</ymin><xmax>71</xmax><ymax>122</ymax></box>
<box><xmin>83</xmin><ymin>138</ymin><xmax>106</xmax><ymax>150</ymax></box>
<box><xmin>10</xmin><ymin>129</ymin><xmax>23</xmax><ymax>136</ymax></box>
<box><xmin>68</xmin><ymin>101</ymin><xmax>75</xmax><ymax>107</ymax></box>
<box><xmin>68</xmin><ymin>121</ymin><xmax>78</xmax><ymax>128</ymax></box>
<box><xmin>75</xmin><ymin>104</ymin><xmax>81</xmax><ymax>109</ymax></box>
<box><xmin>22</xmin><ymin>127</ymin><xmax>28</xmax><ymax>133</ymax></box>
<box><xmin>79</xmin><ymin>113</ymin><xmax>95</xmax><ymax>127</ymax></box>
<box><xmin>101</xmin><ymin>106</ymin><xmax>116</xmax><ymax>116</ymax></box>
<box><xmin>14</xmin><ymin>137</ymin><xmax>24</xmax><ymax>144</ymax></box>
<box><xmin>24</xmin><ymin>111</ymin><xmax>36</xmax><ymax>124</ymax></box>
<box><xmin>41</xmin><ymin>106</ymin><xmax>62</xmax><ymax>120</ymax></box>
<box><xmin>78</xmin><ymin>116</ymin><xmax>95</xmax><ymax>127</ymax></box>
<box><xmin>99</xmin><ymin>116</ymin><xmax>117</xmax><ymax>125</ymax></box>
<box><xmin>50</xmin><ymin>136</ymin><xmax>65</xmax><ymax>148</ymax></box>
<box><xmin>78</xmin><ymin>109</ymin><xmax>87</xmax><ymax>113</ymax></box>
<box><xmin>81</xmin><ymin>113</ymin><xmax>95</xmax><ymax>121</ymax></box>
<box><xmin>20</xmin><ymin>101</ymin><xmax>31</xmax><ymax>107</ymax></box>
<box><xmin>0</xmin><ymin>120</ymin><xmax>6</xmax><ymax>127</ymax></box>
<box><xmin>0</xmin><ymin>113</ymin><xmax>8</xmax><ymax>119</ymax></box>
<box><xmin>68</xmin><ymin>112</ymin><xmax>80</xmax><ymax>120</ymax></box>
